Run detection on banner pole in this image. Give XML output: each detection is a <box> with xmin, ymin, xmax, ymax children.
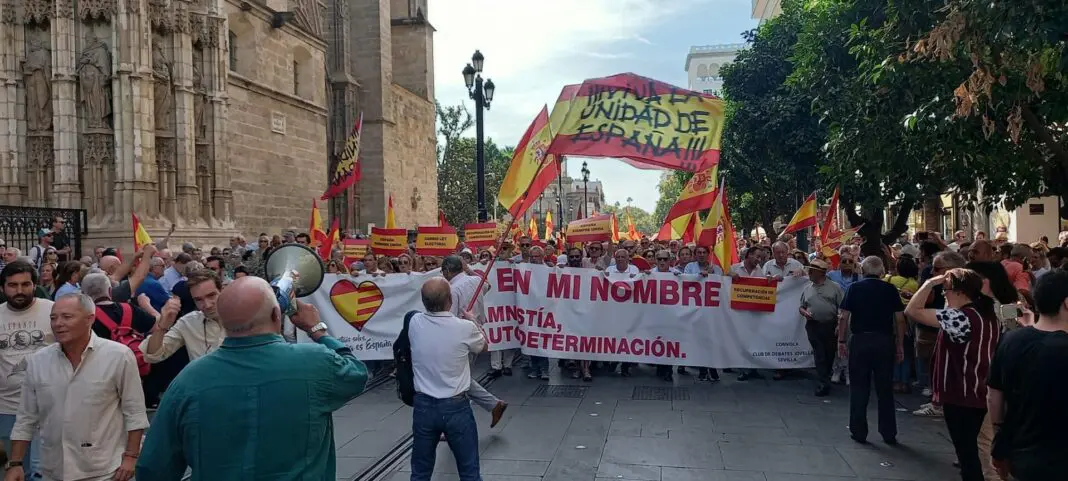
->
<box><xmin>464</xmin><ymin>152</ymin><xmax>557</xmax><ymax>313</ymax></box>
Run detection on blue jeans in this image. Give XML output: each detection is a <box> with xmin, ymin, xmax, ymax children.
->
<box><xmin>411</xmin><ymin>393</ymin><xmax>482</xmax><ymax>481</ymax></box>
<box><xmin>915</xmin><ymin>355</ymin><xmax>931</xmax><ymax>390</ymax></box>
<box><xmin>893</xmin><ymin>335</ymin><xmax>914</xmax><ymax>385</ymax></box>
<box><xmin>527</xmin><ymin>356</ymin><xmax>548</xmax><ymax>376</ymax></box>
<box><xmin>0</xmin><ymin>414</ymin><xmax>40</xmax><ymax>478</ymax></box>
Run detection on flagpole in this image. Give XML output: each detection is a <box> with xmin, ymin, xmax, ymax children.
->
<box><xmin>464</xmin><ymin>152</ymin><xmax>557</xmax><ymax>313</ymax></box>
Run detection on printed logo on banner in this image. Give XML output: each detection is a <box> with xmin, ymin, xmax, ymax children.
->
<box><xmin>730</xmin><ymin>276</ymin><xmax>778</xmax><ymax>312</ymax></box>
<box><xmin>329</xmin><ymin>279</ymin><xmax>384</xmax><ymax>331</ymax></box>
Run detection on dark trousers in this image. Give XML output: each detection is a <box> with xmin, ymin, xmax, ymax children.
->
<box><xmin>806</xmin><ymin>320</ymin><xmax>837</xmax><ymax>387</ymax></box>
<box><xmin>411</xmin><ymin>393</ymin><xmax>482</xmax><ymax>481</ymax></box>
<box><xmin>848</xmin><ymin>332</ymin><xmax>896</xmax><ymax>440</ymax></box>
<box><xmin>943</xmin><ymin>404</ymin><xmax>987</xmax><ymax>481</ymax></box>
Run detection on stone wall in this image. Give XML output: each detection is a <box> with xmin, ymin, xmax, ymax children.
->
<box><xmin>225</xmin><ymin>1</ymin><xmax>329</xmax><ymax>237</ymax></box>
<box><xmin>382</xmin><ymin>83</ymin><xmax>436</xmax><ymax>228</ymax></box>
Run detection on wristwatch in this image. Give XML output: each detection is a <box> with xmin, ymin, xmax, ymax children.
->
<box><xmin>5</xmin><ymin>460</ymin><xmax>23</xmax><ymax>470</ymax></box>
<box><xmin>306</xmin><ymin>322</ymin><xmax>328</xmax><ymax>335</ymax></box>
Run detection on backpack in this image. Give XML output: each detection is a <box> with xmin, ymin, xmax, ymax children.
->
<box><xmin>95</xmin><ymin>303</ymin><xmax>151</xmax><ymax>376</ymax></box>
<box><xmin>29</xmin><ymin>246</ymin><xmax>44</xmax><ymax>269</ymax></box>
<box><xmin>393</xmin><ymin>310</ymin><xmax>418</xmax><ymax>406</ymax></box>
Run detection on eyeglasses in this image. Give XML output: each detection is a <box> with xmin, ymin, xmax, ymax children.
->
<box><xmin>568</xmin><ymin>255</ymin><xmax>582</xmax><ymax>259</ymax></box>
<box><xmin>656</xmin><ymin>257</ymin><xmax>670</xmax><ymax>261</ymax></box>
<box><xmin>520</xmin><ymin>243</ymin><xmax>532</xmax><ymax>248</ymax></box>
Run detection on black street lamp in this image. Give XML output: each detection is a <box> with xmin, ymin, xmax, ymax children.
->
<box><xmin>581</xmin><ymin>161</ymin><xmax>590</xmax><ymax>218</ymax></box>
<box><xmin>462</xmin><ymin>50</ymin><xmax>495</xmax><ymax>222</ymax></box>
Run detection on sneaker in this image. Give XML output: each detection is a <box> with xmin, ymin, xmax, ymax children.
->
<box><xmin>539</xmin><ymin>372</ymin><xmax>550</xmax><ymax>380</ymax></box>
<box><xmin>921</xmin><ymin>387</ymin><xmax>932</xmax><ymax>397</ymax></box>
<box><xmin>527</xmin><ymin>372</ymin><xmax>539</xmax><ymax>379</ymax></box>
<box><xmin>912</xmin><ymin>403</ymin><xmax>943</xmax><ymax>417</ymax></box>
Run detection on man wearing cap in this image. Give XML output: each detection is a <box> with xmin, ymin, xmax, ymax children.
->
<box><xmin>799</xmin><ymin>259</ymin><xmax>845</xmax><ymax>396</ymax></box>
<box><xmin>27</xmin><ymin>229</ymin><xmax>53</xmax><ymax>270</ymax></box>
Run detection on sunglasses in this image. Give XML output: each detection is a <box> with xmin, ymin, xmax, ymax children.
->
<box><xmin>568</xmin><ymin>255</ymin><xmax>582</xmax><ymax>259</ymax></box>
<box><xmin>657</xmin><ymin>257</ymin><xmax>670</xmax><ymax>261</ymax></box>
<box><xmin>520</xmin><ymin>243</ymin><xmax>532</xmax><ymax>248</ymax></box>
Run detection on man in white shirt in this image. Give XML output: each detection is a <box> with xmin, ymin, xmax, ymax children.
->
<box><xmin>441</xmin><ymin>256</ymin><xmax>508</xmax><ymax>427</ymax></box>
<box><xmin>763</xmin><ymin>241</ymin><xmax>805</xmax><ymax>280</ymax></box>
<box><xmin>0</xmin><ymin>261</ymin><xmax>54</xmax><ymax>479</ymax></box>
<box><xmin>683</xmin><ymin>245</ymin><xmax>724</xmax><ymax>276</ymax></box>
<box><xmin>159</xmin><ymin>253</ymin><xmax>191</xmax><ymax>293</ymax></box>
<box><xmin>409</xmin><ymin>278</ymin><xmax>487</xmax><ymax>481</ymax></box>
<box><xmin>730</xmin><ymin>247</ymin><xmax>766</xmax><ymax>278</ymax></box>
<box><xmin>7</xmin><ymin>293</ymin><xmax>148</xmax><ymax>481</ymax></box>
<box><xmin>606</xmin><ymin>248</ymin><xmax>640</xmax><ymax>277</ymax></box>
<box><xmin>140</xmin><ymin>269</ymin><xmax>225</xmax><ymax>363</ymax></box>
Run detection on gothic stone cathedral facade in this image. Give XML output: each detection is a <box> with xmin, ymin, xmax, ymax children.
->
<box><xmin>0</xmin><ymin>0</ymin><xmax>436</xmax><ymax>251</ymax></box>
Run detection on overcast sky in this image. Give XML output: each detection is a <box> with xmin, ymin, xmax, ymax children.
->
<box><xmin>429</xmin><ymin>0</ymin><xmax>757</xmax><ymax>212</ymax></box>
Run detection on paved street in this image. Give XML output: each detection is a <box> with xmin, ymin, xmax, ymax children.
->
<box><xmin>331</xmin><ymin>360</ymin><xmax>960</xmax><ymax>481</ymax></box>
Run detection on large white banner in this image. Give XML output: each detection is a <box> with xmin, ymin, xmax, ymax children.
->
<box><xmin>307</xmin><ymin>266</ymin><xmax>814</xmax><ymax>368</ymax></box>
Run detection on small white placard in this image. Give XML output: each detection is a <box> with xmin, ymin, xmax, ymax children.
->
<box><xmin>270</xmin><ymin>111</ymin><xmax>287</xmax><ymax>134</ymax></box>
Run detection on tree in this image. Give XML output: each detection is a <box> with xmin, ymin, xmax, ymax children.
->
<box><xmin>436</xmin><ymin>101</ymin><xmax>512</xmax><ymax>226</ymax></box>
<box><xmin>719</xmin><ymin>1</ymin><xmax>824</xmax><ymax>243</ymax></box>
<box><xmin>602</xmin><ymin>203</ymin><xmax>658</xmax><ymax>236</ymax></box>
<box><xmin>652</xmin><ymin>172</ymin><xmax>685</xmax><ymax>225</ymax></box>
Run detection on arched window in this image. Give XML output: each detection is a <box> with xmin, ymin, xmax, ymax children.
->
<box><xmin>228</xmin><ymin>30</ymin><xmax>237</xmax><ymax>71</ymax></box>
<box><xmin>708</xmin><ymin>63</ymin><xmax>721</xmax><ymax>79</ymax></box>
<box><xmin>695</xmin><ymin>64</ymin><xmax>708</xmax><ymax>77</ymax></box>
<box><xmin>292</xmin><ymin>47</ymin><xmax>313</xmax><ymax>99</ymax></box>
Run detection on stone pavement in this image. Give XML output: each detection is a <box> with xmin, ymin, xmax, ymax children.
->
<box><xmin>331</xmin><ymin>362</ymin><xmax>961</xmax><ymax>481</ymax></box>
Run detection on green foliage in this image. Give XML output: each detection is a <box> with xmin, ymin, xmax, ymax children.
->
<box><xmin>719</xmin><ymin>0</ymin><xmax>824</xmax><ymax>241</ymax></box>
<box><xmin>651</xmin><ymin>173</ymin><xmax>685</xmax><ymax>225</ymax></box>
<box><xmin>602</xmin><ymin>203</ymin><xmax>659</xmax><ymax>236</ymax></box>
<box><xmin>436</xmin><ymin>102</ymin><xmax>512</xmax><ymax>226</ymax></box>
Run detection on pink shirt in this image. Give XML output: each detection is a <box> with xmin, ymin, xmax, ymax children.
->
<box><xmin>1000</xmin><ymin>259</ymin><xmax>1031</xmax><ymax>291</ymax></box>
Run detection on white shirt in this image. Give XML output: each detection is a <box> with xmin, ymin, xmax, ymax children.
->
<box><xmin>160</xmin><ymin>266</ymin><xmax>183</xmax><ymax>292</ymax></box>
<box><xmin>763</xmin><ymin>258</ymin><xmax>804</xmax><ymax>278</ymax></box>
<box><xmin>409</xmin><ymin>311</ymin><xmax>485</xmax><ymax>399</ymax></box>
<box><xmin>607</xmin><ymin>264</ymin><xmax>640</xmax><ymax>276</ymax></box>
<box><xmin>0</xmin><ymin>299</ymin><xmax>55</xmax><ymax>414</ymax></box>
<box><xmin>12</xmin><ymin>333</ymin><xmax>149</xmax><ymax>481</ymax></box>
<box><xmin>449</xmin><ymin>273</ymin><xmax>487</xmax><ymax>322</ymax></box>
<box><xmin>730</xmin><ymin>261</ymin><xmax>765</xmax><ymax>277</ymax></box>
<box><xmin>138</xmin><ymin>310</ymin><xmax>223</xmax><ymax>363</ymax></box>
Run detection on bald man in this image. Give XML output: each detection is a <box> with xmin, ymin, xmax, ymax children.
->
<box><xmin>137</xmin><ymin>277</ymin><xmax>369</xmax><ymax>480</ymax></box>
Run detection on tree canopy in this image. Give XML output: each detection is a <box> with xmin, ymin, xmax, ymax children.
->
<box><xmin>436</xmin><ymin>102</ymin><xmax>512</xmax><ymax>226</ymax></box>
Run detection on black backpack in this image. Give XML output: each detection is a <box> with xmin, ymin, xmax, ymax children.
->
<box><xmin>393</xmin><ymin>310</ymin><xmax>418</xmax><ymax>406</ymax></box>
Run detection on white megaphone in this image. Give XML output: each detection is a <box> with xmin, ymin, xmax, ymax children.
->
<box><xmin>264</xmin><ymin>244</ymin><xmax>325</xmax><ymax>316</ymax></box>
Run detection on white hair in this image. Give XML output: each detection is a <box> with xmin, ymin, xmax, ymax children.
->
<box><xmin>860</xmin><ymin>256</ymin><xmax>886</xmax><ymax>278</ymax></box>
<box><xmin>6</xmin><ymin>247</ymin><xmax>20</xmax><ymax>256</ymax></box>
<box><xmin>80</xmin><ymin>273</ymin><xmax>113</xmax><ymax>300</ymax></box>
<box><xmin>150</xmin><ymin>256</ymin><xmax>165</xmax><ymax>267</ymax></box>
<box><xmin>56</xmin><ymin>292</ymin><xmax>95</xmax><ymax>315</ymax></box>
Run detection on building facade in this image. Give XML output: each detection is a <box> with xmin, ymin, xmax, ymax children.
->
<box><xmin>684</xmin><ymin>44</ymin><xmax>743</xmax><ymax>96</ymax></box>
<box><xmin>0</xmin><ymin>0</ymin><xmax>435</xmax><ymax>253</ymax></box>
<box><xmin>751</xmin><ymin>0</ymin><xmax>782</xmax><ymax>22</ymax></box>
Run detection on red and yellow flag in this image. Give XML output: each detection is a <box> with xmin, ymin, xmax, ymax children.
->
<box><xmin>438</xmin><ymin>209</ymin><xmax>448</xmax><ymax>227</ymax></box>
<box><xmin>611</xmin><ymin>214</ymin><xmax>620</xmax><ymax>243</ymax></box>
<box><xmin>697</xmin><ymin>184</ymin><xmax>738</xmax><ymax>271</ymax></box>
<box><xmin>370</xmin><ymin>227</ymin><xmax>406</xmax><ymax>257</ymax></box>
<box><xmin>385</xmin><ymin>194</ymin><xmax>397</xmax><ymax>229</ymax></box>
<box><xmin>662</xmin><ymin>165</ymin><xmax>719</xmax><ymax>223</ymax></box>
<box><xmin>819</xmin><ymin>187</ymin><xmax>840</xmax><ymax>243</ymax></box>
<box><xmin>498</xmin><ymin>106</ymin><xmax>559</xmax><ymax>219</ymax></box>
<box><xmin>547</xmin><ymin>73</ymin><xmax>725</xmax><ymax>172</ymax></box>
<box><xmin>626</xmin><ymin>213</ymin><xmax>640</xmax><ymax>241</ymax></box>
<box><xmin>657</xmin><ymin>212</ymin><xmax>695</xmax><ymax>241</ymax></box>
<box><xmin>318</xmin><ymin>218</ymin><xmax>340</xmax><ymax>259</ymax></box>
<box><xmin>131</xmin><ymin>212</ymin><xmax>152</xmax><ymax>251</ymax></box>
<box><xmin>309</xmin><ymin>200</ymin><xmax>328</xmax><ymax>248</ymax></box>
<box><xmin>322</xmin><ymin>113</ymin><xmax>362</xmax><ymax>200</ymax></box>
<box><xmin>781</xmin><ymin>192</ymin><xmax>818</xmax><ymax>235</ymax></box>
<box><xmin>416</xmin><ymin>226</ymin><xmax>459</xmax><ymax>256</ymax></box>
<box><xmin>545</xmin><ymin>211</ymin><xmax>554</xmax><ymax>240</ymax></box>
<box><xmin>528</xmin><ymin>217</ymin><xmax>539</xmax><ymax>240</ymax></box>
<box><xmin>549</xmin><ymin>84</ymin><xmax>581</xmax><ymax>135</ymax></box>
<box><xmin>464</xmin><ymin>223</ymin><xmax>497</xmax><ymax>249</ymax></box>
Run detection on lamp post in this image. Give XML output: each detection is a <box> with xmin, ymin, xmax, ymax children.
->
<box><xmin>581</xmin><ymin>161</ymin><xmax>590</xmax><ymax>218</ymax></box>
<box><xmin>462</xmin><ymin>50</ymin><xmax>495</xmax><ymax>222</ymax></box>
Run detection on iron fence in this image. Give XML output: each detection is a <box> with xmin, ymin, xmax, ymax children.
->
<box><xmin>0</xmin><ymin>205</ymin><xmax>88</xmax><ymax>260</ymax></box>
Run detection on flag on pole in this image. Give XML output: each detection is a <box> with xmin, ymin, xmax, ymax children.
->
<box><xmin>528</xmin><ymin>217</ymin><xmax>540</xmax><ymax>240</ymax></box>
<box><xmin>132</xmin><ymin>212</ymin><xmax>153</xmax><ymax>251</ymax></box>
<box><xmin>819</xmin><ymin>186</ymin><xmax>840</xmax><ymax>243</ymax></box>
<box><xmin>697</xmin><ymin>184</ymin><xmax>739</xmax><ymax>271</ymax></box>
<box><xmin>438</xmin><ymin>209</ymin><xmax>448</xmax><ymax>227</ymax></box>
<box><xmin>626</xmin><ymin>214</ymin><xmax>640</xmax><ymax>241</ymax></box>
<box><xmin>661</xmin><ymin>165</ymin><xmax>719</xmax><ymax>224</ymax></box>
<box><xmin>309</xmin><ymin>200</ymin><xmax>328</xmax><ymax>248</ymax></box>
<box><xmin>545</xmin><ymin>211</ymin><xmax>554</xmax><ymax>240</ymax></box>
<box><xmin>385</xmin><ymin>194</ymin><xmax>397</xmax><ymax>229</ymax></box>
<box><xmin>321</xmin><ymin>113</ymin><xmax>363</xmax><ymax>200</ymax></box>
<box><xmin>319</xmin><ymin>218</ymin><xmax>340</xmax><ymax>259</ymax></box>
<box><xmin>781</xmin><ymin>192</ymin><xmax>818</xmax><ymax>235</ymax></box>
<box><xmin>498</xmin><ymin>106</ymin><xmax>559</xmax><ymax>219</ymax></box>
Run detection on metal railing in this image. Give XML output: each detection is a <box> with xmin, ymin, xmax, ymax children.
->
<box><xmin>0</xmin><ymin>205</ymin><xmax>88</xmax><ymax>259</ymax></box>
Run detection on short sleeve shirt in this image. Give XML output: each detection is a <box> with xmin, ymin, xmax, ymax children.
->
<box><xmin>840</xmin><ymin>278</ymin><xmax>903</xmax><ymax>335</ymax></box>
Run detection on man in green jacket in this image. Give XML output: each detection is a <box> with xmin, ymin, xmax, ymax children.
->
<box><xmin>136</xmin><ymin>276</ymin><xmax>368</xmax><ymax>480</ymax></box>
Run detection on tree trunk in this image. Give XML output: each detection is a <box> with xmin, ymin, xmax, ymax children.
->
<box><xmin>842</xmin><ymin>195</ymin><xmax>918</xmax><ymax>258</ymax></box>
<box><xmin>1021</xmin><ymin>104</ymin><xmax>1068</xmax><ymax>194</ymax></box>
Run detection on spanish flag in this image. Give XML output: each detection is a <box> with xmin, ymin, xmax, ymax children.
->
<box><xmin>549</xmin><ymin>84</ymin><xmax>581</xmax><ymax>135</ymax></box>
<box><xmin>781</xmin><ymin>192</ymin><xmax>818</xmax><ymax>235</ymax></box>
<box><xmin>626</xmin><ymin>213</ymin><xmax>640</xmax><ymax>241</ymax></box>
<box><xmin>529</xmin><ymin>217</ymin><xmax>539</xmax><ymax>240</ymax></box>
<box><xmin>819</xmin><ymin>186</ymin><xmax>840</xmax><ymax>243</ymax></box>
<box><xmin>309</xmin><ymin>199</ymin><xmax>328</xmax><ymax>248</ymax></box>
<box><xmin>132</xmin><ymin>212</ymin><xmax>153</xmax><ymax>251</ymax></box>
<box><xmin>697</xmin><ymin>184</ymin><xmax>738</xmax><ymax>271</ymax></box>
<box><xmin>319</xmin><ymin>218</ymin><xmax>340</xmax><ymax>259</ymax></box>
<box><xmin>498</xmin><ymin>106</ymin><xmax>558</xmax><ymax>219</ymax></box>
<box><xmin>611</xmin><ymin>214</ymin><xmax>620</xmax><ymax>243</ymax></box>
<box><xmin>385</xmin><ymin>194</ymin><xmax>397</xmax><ymax>229</ymax></box>
<box><xmin>545</xmin><ymin>210</ymin><xmax>554</xmax><ymax>240</ymax></box>
<box><xmin>661</xmin><ymin>165</ymin><xmax>719</xmax><ymax>224</ymax></box>
<box><xmin>657</xmin><ymin>212</ymin><xmax>696</xmax><ymax>241</ymax></box>
<box><xmin>683</xmin><ymin>212</ymin><xmax>702</xmax><ymax>244</ymax></box>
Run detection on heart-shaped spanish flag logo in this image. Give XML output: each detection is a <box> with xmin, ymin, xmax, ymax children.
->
<box><xmin>329</xmin><ymin>280</ymin><xmax>383</xmax><ymax>331</ymax></box>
